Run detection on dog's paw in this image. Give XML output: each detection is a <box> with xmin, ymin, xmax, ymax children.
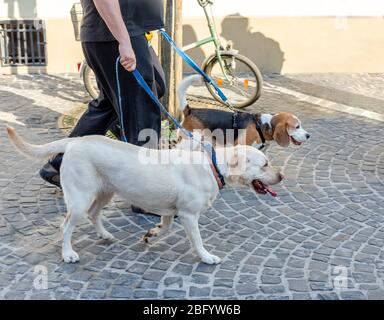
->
<box><xmin>62</xmin><ymin>250</ymin><xmax>80</xmax><ymax>263</ymax></box>
<box><xmin>142</xmin><ymin>225</ymin><xmax>162</xmax><ymax>243</ymax></box>
<box><xmin>97</xmin><ymin>230</ymin><xmax>115</xmax><ymax>241</ymax></box>
<box><xmin>201</xmin><ymin>253</ymin><xmax>222</xmax><ymax>265</ymax></box>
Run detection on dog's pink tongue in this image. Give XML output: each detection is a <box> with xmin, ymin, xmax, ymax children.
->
<box><xmin>265</xmin><ymin>185</ymin><xmax>277</xmax><ymax>197</ymax></box>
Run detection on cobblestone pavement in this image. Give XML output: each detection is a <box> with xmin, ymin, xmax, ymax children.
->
<box><xmin>0</xmin><ymin>74</ymin><xmax>384</xmax><ymax>300</ymax></box>
<box><xmin>285</xmin><ymin>73</ymin><xmax>384</xmax><ymax>101</ymax></box>
<box><xmin>265</xmin><ymin>74</ymin><xmax>384</xmax><ymax>116</ymax></box>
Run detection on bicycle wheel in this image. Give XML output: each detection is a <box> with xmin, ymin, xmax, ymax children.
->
<box><xmin>82</xmin><ymin>63</ymin><xmax>100</xmax><ymax>100</ymax></box>
<box><xmin>203</xmin><ymin>53</ymin><xmax>263</xmax><ymax>108</ymax></box>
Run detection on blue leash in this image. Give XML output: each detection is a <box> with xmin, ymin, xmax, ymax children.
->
<box><xmin>159</xmin><ymin>29</ymin><xmax>230</xmax><ymax>106</ymax></box>
<box><xmin>115</xmin><ymin>56</ymin><xmax>129</xmax><ymax>143</ymax></box>
<box><xmin>115</xmin><ymin>30</ymin><xmax>227</xmax><ymax>187</ymax></box>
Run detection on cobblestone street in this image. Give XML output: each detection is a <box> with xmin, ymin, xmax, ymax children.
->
<box><xmin>0</xmin><ymin>73</ymin><xmax>383</xmax><ymax>300</ymax></box>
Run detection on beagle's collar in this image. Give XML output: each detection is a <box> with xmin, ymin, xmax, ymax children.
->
<box><xmin>233</xmin><ymin>112</ymin><xmax>266</xmax><ymax>150</ymax></box>
<box><xmin>252</xmin><ymin>113</ymin><xmax>266</xmax><ymax>150</ymax></box>
<box><xmin>255</xmin><ymin>122</ymin><xmax>266</xmax><ymax>150</ymax></box>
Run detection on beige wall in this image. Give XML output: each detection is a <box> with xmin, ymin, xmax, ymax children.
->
<box><xmin>1</xmin><ymin>0</ymin><xmax>383</xmax><ymax>73</ymax></box>
<box><xmin>44</xmin><ymin>19</ymin><xmax>83</xmax><ymax>74</ymax></box>
<box><xmin>183</xmin><ymin>16</ymin><xmax>384</xmax><ymax>74</ymax></box>
<box><xmin>1</xmin><ymin>15</ymin><xmax>384</xmax><ymax>74</ymax></box>
<box><xmin>0</xmin><ymin>18</ymin><xmax>83</xmax><ymax>74</ymax></box>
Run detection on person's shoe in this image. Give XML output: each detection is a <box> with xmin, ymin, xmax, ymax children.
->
<box><xmin>108</xmin><ymin>121</ymin><xmax>121</xmax><ymax>140</ymax></box>
<box><xmin>39</xmin><ymin>161</ymin><xmax>61</xmax><ymax>188</ymax></box>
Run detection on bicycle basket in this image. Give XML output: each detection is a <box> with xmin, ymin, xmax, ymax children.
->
<box><xmin>70</xmin><ymin>2</ymin><xmax>83</xmax><ymax>41</ymax></box>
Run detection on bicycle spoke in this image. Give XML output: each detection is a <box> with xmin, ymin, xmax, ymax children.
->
<box><xmin>205</xmin><ymin>52</ymin><xmax>263</xmax><ymax>107</ymax></box>
<box><xmin>213</xmin><ymin>76</ymin><xmax>252</xmax><ymax>98</ymax></box>
<box><xmin>228</xmin><ymin>81</ymin><xmax>252</xmax><ymax>98</ymax></box>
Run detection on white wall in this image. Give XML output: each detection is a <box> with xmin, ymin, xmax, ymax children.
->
<box><xmin>0</xmin><ymin>0</ymin><xmax>75</xmax><ymax>19</ymax></box>
<box><xmin>36</xmin><ymin>0</ymin><xmax>75</xmax><ymax>18</ymax></box>
<box><xmin>183</xmin><ymin>0</ymin><xmax>384</xmax><ymax>18</ymax></box>
<box><xmin>1</xmin><ymin>1</ymin><xmax>384</xmax><ymax>19</ymax></box>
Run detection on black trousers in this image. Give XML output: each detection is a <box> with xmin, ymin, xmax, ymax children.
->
<box><xmin>70</xmin><ymin>35</ymin><xmax>166</xmax><ymax>147</ymax></box>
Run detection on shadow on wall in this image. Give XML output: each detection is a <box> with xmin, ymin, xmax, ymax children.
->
<box><xmin>183</xmin><ymin>14</ymin><xmax>285</xmax><ymax>74</ymax></box>
<box><xmin>221</xmin><ymin>14</ymin><xmax>285</xmax><ymax>74</ymax></box>
<box><xmin>182</xmin><ymin>24</ymin><xmax>207</xmax><ymax>73</ymax></box>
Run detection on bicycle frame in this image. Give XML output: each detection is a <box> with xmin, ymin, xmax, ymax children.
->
<box><xmin>182</xmin><ymin>0</ymin><xmax>232</xmax><ymax>82</ymax></box>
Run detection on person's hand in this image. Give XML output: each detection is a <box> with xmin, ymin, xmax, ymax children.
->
<box><xmin>119</xmin><ymin>41</ymin><xmax>136</xmax><ymax>72</ymax></box>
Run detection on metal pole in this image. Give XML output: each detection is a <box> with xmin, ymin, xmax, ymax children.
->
<box><xmin>160</xmin><ymin>0</ymin><xmax>182</xmax><ymax>119</ymax></box>
<box><xmin>174</xmin><ymin>0</ymin><xmax>183</xmax><ymax>118</ymax></box>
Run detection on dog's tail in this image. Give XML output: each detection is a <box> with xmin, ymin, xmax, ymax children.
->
<box><xmin>6</xmin><ymin>126</ymin><xmax>73</xmax><ymax>159</ymax></box>
<box><xmin>177</xmin><ymin>74</ymin><xmax>203</xmax><ymax>115</ymax></box>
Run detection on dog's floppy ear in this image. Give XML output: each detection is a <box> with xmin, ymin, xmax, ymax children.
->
<box><xmin>273</xmin><ymin>123</ymin><xmax>290</xmax><ymax>147</ymax></box>
<box><xmin>261</xmin><ymin>122</ymin><xmax>272</xmax><ymax>136</ymax></box>
<box><xmin>256</xmin><ymin>114</ymin><xmax>272</xmax><ymax>135</ymax></box>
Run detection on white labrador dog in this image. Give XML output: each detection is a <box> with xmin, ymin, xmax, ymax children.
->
<box><xmin>6</xmin><ymin>127</ymin><xmax>283</xmax><ymax>265</ymax></box>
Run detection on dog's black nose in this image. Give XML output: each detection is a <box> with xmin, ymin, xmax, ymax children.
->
<box><xmin>306</xmin><ymin>133</ymin><xmax>311</xmax><ymax>139</ymax></box>
<box><xmin>278</xmin><ymin>172</ymin><xmax>284</xmax><ymax>181</ymax></box>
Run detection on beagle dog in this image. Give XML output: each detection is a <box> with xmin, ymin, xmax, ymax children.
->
<box><xmin>6</xmin><ymin>127</ymin><xmax>283</xmax><ymax>265</ymax></box>
<box><xmin>177</xmin><ymin>75</ymin><xmax>310</xmax><ymax>150</ymax></box>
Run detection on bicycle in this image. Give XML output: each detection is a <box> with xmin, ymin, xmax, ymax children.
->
<box><xmin>184</xmin><ymin>0</ymin><xmax>263</xmax><ymax>108</ymax></box>
<box><xmin>71</xmin><ymin>0</ymin><xmax>263</xmax><ymax>108</ymax></box>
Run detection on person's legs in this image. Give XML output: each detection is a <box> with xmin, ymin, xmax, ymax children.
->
<box><xmin>70</xmin><ymin>42</ymin><xmax>118</xmax><ymax>138</ymax></box>
<box><xmin>150</xmin><ymin>45</ymin><xmax>166</xmax><ymax>99</ymax></box>
<box><xmin>70</xmin><ymin>87</ymin><xmax>117</xmax><ymax>138</ymax></box>
<box><xmin>41</xmin><ymin>36</ymin><xmax>163</xmax><ymax>187</ymax></box>
<box><xmin>113</xmin><ymin>37</ymin><xmax>161</xmax><ymax>147</ymax></box>
<box><xmin>40</xmin><ymin>43</ymin><xmax>117</xmax><ymax>187</ymax></box>
<box><xmin>107</xmin><ymin>45</ymin><xmax>165</xmax><ymax>140</ymax></box>
<box><xmin>74</xmin><ymin>38</ymin><xmax>161</xmax><ymax>147</ymax></box>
